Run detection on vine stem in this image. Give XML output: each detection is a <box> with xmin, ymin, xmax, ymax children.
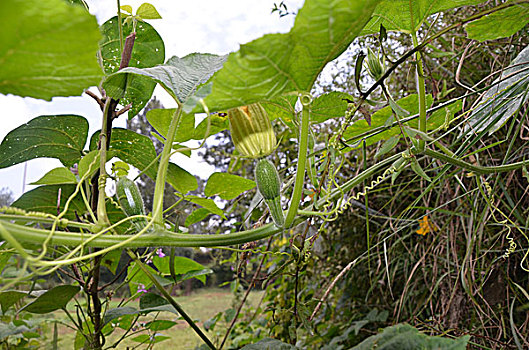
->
<box><xmin>152</xmin><ymin>105</ymin><xmax>183</xmax><ymax>225</ymax></box>
<box><xmin>129</xmin><ymin>251</ymin><xmax>216</xmax><ymax>350</ymax></box>
<box><xmin>284</xmin><ymin>94</ymin><xmax>311</xmax><ymax>228</ymax></box>
<box><xmin>412</xmin><ymin>31</ymin><xmax>427</xmax><ymax>152</ymax></box>
<box><xmin>3</xmin><ymin>148</ymin><xmax>528</xmax><ymax>249</ymax></box>
<box><xmin>95</xmin><ymin>100</ymin><xmax>112</xmax><ymax>227</ymax></box>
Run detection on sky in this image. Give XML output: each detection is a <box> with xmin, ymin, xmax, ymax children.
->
<box><xmin>0</xmin><ymin>0</ymin><xmax>304</xmax><ymax>200</ymax></box>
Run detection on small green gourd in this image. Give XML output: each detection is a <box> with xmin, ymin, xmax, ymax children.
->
<box><xmin>116</xmin><ymin>177</ymin><xmax>146</xmax><ymax>230</ymax></box>
<box><xmin>255</xmin><ymin>159</ymin><xmax>284</xmax><ymax>227</ymax></box>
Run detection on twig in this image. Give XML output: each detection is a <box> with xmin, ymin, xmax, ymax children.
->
<box><xmin>309</xmin><ymin>256</ymin><xmax>360</xmax><ymax>321</ymax></box>
<box><xmin>219</xmin><ymin>237</ymin><xmax>273</xmax><ymax>350</ymax></box>
<box><xmin>85</xmin><ymin>90</ymin><xmax>105</xmax><ymax>110</ymax></box>
<box><xmin>114</xmin><ymin>104</ymin><xmax>132</xmax><ymax>118</ymax></box>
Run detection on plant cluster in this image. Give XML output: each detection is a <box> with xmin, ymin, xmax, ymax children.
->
<box><xmin>0</xmin><ymin>0</ymin><xmax>528</xmax><ymax>349</ymax></box>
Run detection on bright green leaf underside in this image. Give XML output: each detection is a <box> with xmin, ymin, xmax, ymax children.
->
<box><xmin>104</xmin><ymin>53</ymin><xmax>226</xmax><ymax>105</ymax></box>
<box><xmin>205</xmin><ymin>173</ymin><xmax>256</xmax><ymax>200</ymax></box>
<box><xmin>0</xmin><ymin>0</ymin><xmax>102</xmax><ymax>100</ymax></box>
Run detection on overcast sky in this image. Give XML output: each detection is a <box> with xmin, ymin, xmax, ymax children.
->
<box><xmin>0</xmin><ymin>0</ymin><xmax>304</xmax><ymax>199</ymax></box>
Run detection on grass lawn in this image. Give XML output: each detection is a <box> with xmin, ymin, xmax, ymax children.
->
<box><xmin>48</xmin><ymin>288</ymin><xmax>264</xmax><ymax>349</ymax></box>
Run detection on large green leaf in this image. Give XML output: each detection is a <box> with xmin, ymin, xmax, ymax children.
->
<box><xmin>0</xmin><ymin>0</ymin><xmax>102</xmax><ymax>100</ymax></box>
<box><xmin>205</xmin><ymin>173</ymin><xmax>256</xmax><ymax>200</ymax></box>
<box><xmin>11</xmin><ymin>185</ymin><xmax>86</xmax><ymax>221</ymax></box>
<box><xmin>361</xmin><ymin>0</ymin><xmax>482</xmax><ymax>35</ymax></box>
<box><xmin>464</xmin><ymin>45</ymin><xmax>529</xmax><ymax>136</ymax></box>
<box><xmin>99</xmin><ymin>16</ymin><xmax>165</xmax><ymax>117</ymax></box>
<box><xmin>465</xmin><ymin>4</ymin><xmax>529</xmax><ymax>42</ymax></box>
<box><xmin>0</xmin><ymin>115</ymin><xmax>88</xmax><ymax>169</ymax></box>
<box><xmin>352</xmin><ymin>323</ymin><xmax>469</xmax><ymax>349</ymax></box>
<box><xmin>199</xmin><ymin>0</ymin><xmax>380</xmax><ymax>112</ymax></box>
<box><xmin>89</xmin><ymin>128</ymin><xmax>197</xmax><ymax>194</ymax></box>
<box><xmin>343</xmin><ymin>95</ymin><xmax>461</xmax><ymax>146</ymax></box>
<box><xmin>104</xmin><ymin>53</ymin><xmax>227</xmax><ymax>106</ymax></box>
<box><xmin>20</xmin><ymin>285</ymin><xmax>80</xmax><ymax>314</ymax></box>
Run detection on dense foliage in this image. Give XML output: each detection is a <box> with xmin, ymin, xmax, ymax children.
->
<box><xmin>0</xmin><ymin>0</ymin><xmax>528</xmax><ymax>349</ymax></box>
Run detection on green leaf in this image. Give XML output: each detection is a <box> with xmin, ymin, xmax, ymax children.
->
<box><xmin>104</xmin><ymin>53</ymin><xmax>227</xmax><ymax>105</ymax></box>
<box><xmin>136</xmin><ymin>3</ymin><xmax>162</xmax><ymax>19</ymax></box>
<box><xmin>20</xmin><ymin>285</ymin><xmax>80</xmax><ymax>314</ymax></box>
<box><xmin>0</xmin><ymin>115</ymin><xmax>88</xmax><ymax>169</ymax></box>
<box><xmin>101</xmin><ymin>249</ymin><xmax>122</xmax><ymax>275</ymax></box>
<box><xmin>361</xmin><ymin>0</ymin><xmax>482</xmax><ymax>35</ymax></box>
<box><xmin>139</xmin><ymin>292</ymin><xmax>179</xmax><ymax>315</ymax></box>
<box><xmin>205</xmin><ymin>173</ymin><xmax>256</xmax><ymax>200</ymax></box>
<box><xmin>30</xmin><ymin>167</ymin><xmax>77</xmax><ymax>185</ymax></box>
<box><xmin>185</xmin><ymin>208</ymin><xmax>211</xmax><ymax>227</ymax></box>
<box><xmin>193</xmin><ymin>113</ymin><xmax>229</xmax><ymax>140</ymax></box>
<box><xmin>153</xmin><ymin>255</ymin><xmax>209</xmax><ymax>284</ymax></box>
<box><xmin>120</xmin><ymin>5</ymin><xmax>133</xmax><ymax>14</ymax></box>
<box><xmin>146</xmin><ymin>108</ymin><xmax>195</xmax><ymax>143</ymax></box>
<box><xmin>311</xmin><ymin>92</ymin><xmax>355</xmax><ymax>123</ymax></box>
<box><xmin>200</xmin><ymin>0</ymin><xmax>380</xmax><ymax>111</ymax></box>
<box><xmin>185</xmin><ymin>195</ymin><xmax>225</xmax><ymax>218</ymax></box>
<box><xmin>78</xmin><ymin>150</ymin><xmax>100</xmax><ymax>179</ymax></box>
<box><xmin>131</xmin><ymin>334</ymin><xmax>170</xmax><ymax>344</ymax></box>
<box><xmin>146</xmin><ymin>320</ymin><xmax>177</xmax><ymax>331</ymax></box>
<box><xmin>176</xmin><ymin>268</ymin><xmax>214</xmax><ymax>284</ymax></box>
<box><xmin>89</xmin><ymin>128</ymin><xmax>197</xmax><ymax>194</ymax></box>
<box><xmin>352</xmin><ymin>323</ymin><xmax>469</xmax><ymax>349</ymax></box>
<box><xmin>0</xmin><ymin>291</ymin><xmax>26</xmax><ymax>314</ymax></box>
<box><xmin>0</xmin><ymin>0</ymin><xmax>102</xmax><ymax>100</ymax></box>
<box><xmin>103</xmin><ymin>307</ymin><xmax>138</xmax><ymax>326</ymax></box>
<box><xmin>465</xmin><ymin>4</ymin><xmax>529</xmax><ymax>42</ymax></box>
<box><xmin>99</xmin><ymin>16</ymin><xmax>165</xmax><ymax>117</ymax></box>
<box><xmin>464</xmin><ymin>45</ymin><xmax>529</xmax><ymax>136</ymax></box>
<box><xmin>375</xmin><ymin>135</ymin><xmax>400</xmax><ymax>158</ymax></box>
<box><xmin>410</xmin><ymin>159</ymin><xmax>432</xmax><ymax>182</ymax></box>
<box><xmin>11</xmin><ymin>185</ymin><xmax>86</xmax><ymax>221</ymax></box>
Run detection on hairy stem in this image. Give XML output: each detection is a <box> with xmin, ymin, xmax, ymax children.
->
<box><xmin>284</xmin><ymin>94</ymin><xmax>311</xmax><ymax>228</ymax></box>
<box><xmin>152</xmin><ymin>105</ymin><xmax>183</xmax><ymax>225</ymax></box>
<box><xmin>412</xmin><ymin>32</ymin><xmax>427</xmax><ymax>152</ymax></box>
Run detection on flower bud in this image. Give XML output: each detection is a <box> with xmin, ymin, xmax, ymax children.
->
<box><xmin>228</xmin><ymin>103</ymin><xmax>277</xmax><ymax>158</ymax></box>
<box><xmin>366</xmin><ymin>48</ymin><xmax>384</xmax><ymax>81</ymax></box>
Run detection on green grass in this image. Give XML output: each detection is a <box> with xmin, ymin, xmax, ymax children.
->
<box><xmin>50</xmin><ymin>288</ymin><xmax>264</xmax><ymax>349</ymax></box>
